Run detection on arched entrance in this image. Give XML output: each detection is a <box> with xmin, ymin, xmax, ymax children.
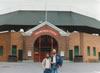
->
<box><xmin>34</xmin><ymin>35</ymin><xmax>58</xmax><ymax>62</ymax></box>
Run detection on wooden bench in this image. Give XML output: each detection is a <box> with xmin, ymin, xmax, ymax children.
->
<box><xmin>88</xmin><ymin>58</ymin><xmax>97</xmax><ymax>62</ymax></box>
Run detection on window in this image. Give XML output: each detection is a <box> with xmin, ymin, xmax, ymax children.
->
<box><xmin>0</xmin><ymin>46</ymin><xmax>3</xmax><ymax>56</ymax></box>
<box><xmin>87</xmin><ymin>47</ymin><xmax>90</xmax><ymax>56</ymax></box>
<box><xmin>12</xmin><ymin>45</ymin><xmax>17</xmax><ymax>55</ymax></box>
<box><xmin>93</xmin><ymin>47</ymin><xmax>96</xmax><ymax>56</ymax></box>
<box><xmin>74</xmin><ymin>46</ymin><xmax>79</xmax><ymax>56</ymax></box>
<box><xmin>28</xmin><ymin>50</ymin><xmax>32</xmax><ymax>57</ymax></box>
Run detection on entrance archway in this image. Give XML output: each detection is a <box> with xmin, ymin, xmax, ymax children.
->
<box><xmin>34</xmin><ymin>35</ymin><xmax>58</xmax><ymax>62</ymax></box>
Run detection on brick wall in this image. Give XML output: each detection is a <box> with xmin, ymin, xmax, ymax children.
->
<box><xmin>10</xmin><ymin>32</ymin><xmax>23</xmax><ymax>59</ymax></box>
<box><xmin>82</xmin><ymin>33</ymin><xmax>100</xmax><ymax>62</ymax></box>
<box><xmin>0</xmin><ymin>33</ymin><xmax>9</xmax><ymax>61</ymax></box>
<box><xmin>68</xmin><ymin>32</ymin><xmax>81</xmax><ymax>59</ymax></box>
<box><xmin>0</xmin><ymin>32</ymin><xmax>23</xmax><ymax>61</ymax></box>
<box><xmin>1</xmin><ymin>25</ymin><xmax>100</xmax><ymax>62</ymax></box>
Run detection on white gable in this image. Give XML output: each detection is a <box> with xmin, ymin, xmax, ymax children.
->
<box><xmin>23</xmin><ymin>21</ymin><xmax>69</xmax><ymax>36</ymax></box>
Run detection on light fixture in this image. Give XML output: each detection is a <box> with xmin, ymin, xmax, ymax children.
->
<box><xmin>19</xmin><ymin>28</ymin><xmax>24</xmax><ymax>32</ymax></box>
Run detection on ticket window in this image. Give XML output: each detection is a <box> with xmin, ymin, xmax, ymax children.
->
<box><xmin>12</xmin><ymin>45</ymin><xmax>17</xmax><ymax>56</ymax></box>
<box><xmin>74</xmin><ymin>46</ymin><xmax>79</xmax><ymax>56</ymax></box>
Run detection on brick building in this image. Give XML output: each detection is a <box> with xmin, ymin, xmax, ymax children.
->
<box><xmin>0</xmin><ymin>11</ymin><xmax>100</xmax><ymax>62</ymax></box>
<box><xmin>0</xmin><ymin>21</ymin><xmax>100</xmax><ymax>62</ymax></box>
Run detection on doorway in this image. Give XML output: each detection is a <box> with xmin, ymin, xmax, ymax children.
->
<box><xmin>34</xmin><ymin>35</ymin><xmax>58</xmax><ymax>62</ymax></box>
<box><xmin>98</xmin><ymin>52</ymin><xmax>100</xmax><ymax>61</ymax></box>
<box><xmin>69</xmin><ymin>50</ymin><xmax>73</xmax><ymax>61</ymax></box>
<box><xmin>18</xmin><ymin>50</ymin><xmax>23</xmax><ymax>61</ymax></box>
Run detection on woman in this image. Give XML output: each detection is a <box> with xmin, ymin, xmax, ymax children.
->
<box><xmin>42</xmin><ymin>53</ymin><xmax>51</xmax><ymax>73</ymax></box>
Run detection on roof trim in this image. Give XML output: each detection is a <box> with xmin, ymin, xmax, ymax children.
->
<box><xmin>23</xmin><ymin>21</ymin><xmax>69</xmax><ymax>36</ymax></box>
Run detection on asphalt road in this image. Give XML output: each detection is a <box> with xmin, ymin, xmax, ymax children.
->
<box><xmin>0</xmin><ymin>62</ymin><xmax>100</xmax><ymax>73</ymax></box>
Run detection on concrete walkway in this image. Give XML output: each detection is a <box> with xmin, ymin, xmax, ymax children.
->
<box><xmin>0</xmin><ymin>62</ymin><xmax>100</xmax><ymax>73</ymax></box>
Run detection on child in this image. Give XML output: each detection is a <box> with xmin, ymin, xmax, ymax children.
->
<box><xmin>42</xmin><ymin>53</ymin><xmax>51</xmax><ymax>73</ymax></box>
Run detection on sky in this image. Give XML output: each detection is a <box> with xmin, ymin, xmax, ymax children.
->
<box><xmin>0</xmin><ymin>0</ymin><xmax>100</xmax><ymax>20</ymax></box>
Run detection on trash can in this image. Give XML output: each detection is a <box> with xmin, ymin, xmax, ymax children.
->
<box><xmin>74</xmin><ymin>56</ymin><xmax>83</xmax><ymax>62</ymax></box>
<box><xmin>8</xmin><ymin>55</ymin><xmax>17</xmax><ymax>62</ymax></box>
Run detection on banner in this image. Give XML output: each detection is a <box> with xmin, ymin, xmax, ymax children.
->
<box><xmin>34</xmin><ymin>29</ymin><xmax>58</xmax><ymax>37</ymax></box>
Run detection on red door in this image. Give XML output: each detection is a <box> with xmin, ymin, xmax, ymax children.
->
<box><xmin>34</xmin><ymin>35</ymin><xmax>58</xmax><ymax>62</ymax></box>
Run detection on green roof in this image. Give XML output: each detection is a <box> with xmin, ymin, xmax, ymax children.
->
<box><xmin>0</xmin><ymin>11</ymin><xmax>100</xmax><ymax>29</ymax></box>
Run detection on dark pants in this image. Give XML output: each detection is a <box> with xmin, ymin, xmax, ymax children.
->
<box><xmin>44</xmin><ymin>69</ymin><xmax>51</xmax><ymax>73</ymax></box>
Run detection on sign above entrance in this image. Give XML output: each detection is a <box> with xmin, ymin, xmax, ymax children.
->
<box><xmin>34</xmin><ymin>29</ymin><xmax>59</xmax><ymax>37</ymax></box>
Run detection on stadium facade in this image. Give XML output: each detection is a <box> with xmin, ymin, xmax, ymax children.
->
<box><xmin>0</xmin><ymin>11</ymin><xmax>100</xmax><ymax>62</ymax></box>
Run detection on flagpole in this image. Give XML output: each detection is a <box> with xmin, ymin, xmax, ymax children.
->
<box><xmin>45</xmin><ymin>0</ymin><xmax>48</xmax><ymax>21</ymax></box>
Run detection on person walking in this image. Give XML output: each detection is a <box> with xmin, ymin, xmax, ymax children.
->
<box><xmin>42</xmin><ymin>53</ymin><xmax>52</xmax><ymax>73</ymax></box>
<box><xmin>51</xmin><ymin>49</ymin><xmax>63</xmax><ymax>73</ymax></box>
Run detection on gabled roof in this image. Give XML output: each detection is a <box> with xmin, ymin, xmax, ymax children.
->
<box><xmin>23</xmin><ymin>21</ymin><xmax>69</xmax><ymax>36</ymax></box>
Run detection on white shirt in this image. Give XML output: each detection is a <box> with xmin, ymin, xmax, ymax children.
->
<box><xmin>42</xmin><ymin>58</ymin><xmax>51</xmax><ymax>69</ymax></box>
<box><xmin>45</xmin><ymin>59</ymin><xmax>50</xmax><ymax>68</ymax></box>
<box><xmin>53</xmin><ymin>54</ymin><xmax>56</xmax><ymax>63</ymax></box>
